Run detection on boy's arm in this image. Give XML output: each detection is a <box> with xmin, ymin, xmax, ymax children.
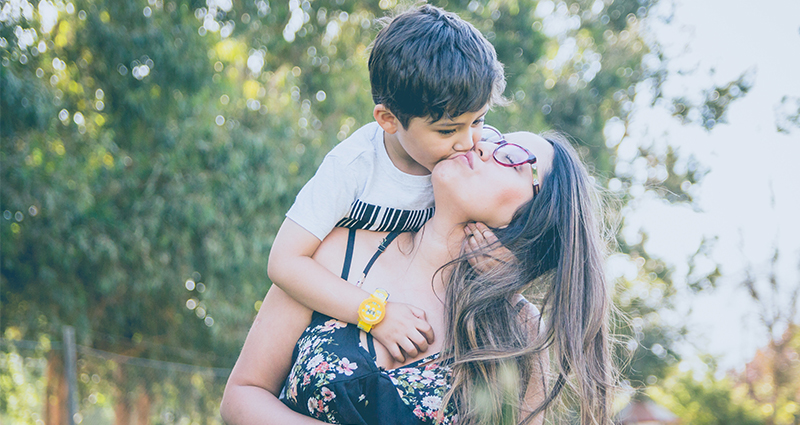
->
<box><xmin>268</xmin><ymin>219</ymin><xmax>365</xmax><ymax>325</ymax></box>
<box><xmin>268</xmin><ymin>218</ymin><xmax>434</xmax><ymax>362</ymax></box>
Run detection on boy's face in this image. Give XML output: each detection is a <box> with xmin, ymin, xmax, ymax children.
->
<box><xmin>381</xmin><ymin>105</ymin><xmax>490</xmax><ymax>173</ymax></box>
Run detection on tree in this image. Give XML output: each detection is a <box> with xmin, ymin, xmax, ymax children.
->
<box><xmin>736</xmin><ymin>324</ymin><xmax>800</xmax><ymax>425</ymax></box>
<box><xmin>2</xmin><ymin>0</ymin><xmax>748</xmax><ymax>422</ymax></box>
<box><xmin>735</xmin><ymin>247</ymin><xmax>800</xmax><ymax>425</ymax></box>
<box><xmin>648</xmin><ymin>365</ymin><xmax>765</xmax><ymax>425</ymax></box>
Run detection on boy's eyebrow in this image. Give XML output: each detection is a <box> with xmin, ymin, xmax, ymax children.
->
<box><xmin>430</xmin><ymin>110</ymin><xmax>488</xmax><ymax>127</ymax></box>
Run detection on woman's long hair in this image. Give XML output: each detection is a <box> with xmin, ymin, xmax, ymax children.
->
<box><xmin>439</xmin><ymin>133</ymin><xmax>613</xmax><ymax>425</ymax></box>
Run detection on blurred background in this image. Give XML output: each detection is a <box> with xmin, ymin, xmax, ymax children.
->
<box><xmin>1</xmin><ymin>0</ymin><xmax>798</xmax><ymax>424</ymax></box>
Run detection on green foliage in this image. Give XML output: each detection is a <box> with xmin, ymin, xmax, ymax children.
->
<box><xmin>671</xmin><ymin>71</ymin><xmax>754</xmax><ymax>130</ymax></box>
<box><xmin>648</xmin><ymin>367</ymin><xmax>765</xmax><ymax>425</ymax></box>
<box><xmin>612</xmin><ymin>263</ymin><xmax>681</xmax><ymax>386</ymax></box>
<box><xmin>776</xmin><ymin>95</ymin><xmax>800</xmax><ymax>133</ymax></box>
<box><xmin>0</xmin><ymin>0</ymin><xmax>751</xmax><ymax>420</ymax></box>
<box><xmin>0</xmin><ymin>339</ymin><xmax>47</xmax><ymax>425</ymax></box>
<box><xmin>685</xmin><ymin>236</ymin><xmax>721</xmax><ymax>292</ymax></box>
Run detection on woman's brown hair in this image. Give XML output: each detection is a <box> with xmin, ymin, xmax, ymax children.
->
<box><xmin>439</xmin><ymin>133</ymin><xmax>614</xmax><ymax>425</ymax></box>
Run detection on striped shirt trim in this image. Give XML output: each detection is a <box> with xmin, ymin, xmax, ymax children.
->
<box><xmin>335</xmin><ymin>200</ymin><xmax>434</xmax><ymax>233</ymax></box>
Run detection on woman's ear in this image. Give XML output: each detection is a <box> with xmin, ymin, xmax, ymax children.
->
<box><xmin>373</xmin><ymin>104</ymin><xmax>400</xmax><ymax>134</ymax></box>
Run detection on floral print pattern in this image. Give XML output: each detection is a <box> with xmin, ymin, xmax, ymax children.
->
<box><xmin>387</xmin><ymin>354</ymin><xmax>455</xmax><ymax>424</ymax></box>
<box><xmin>284</xmin><ymin>317</ymin><xmax>351</xmax><ymax>422</ymax></box>
<box><xmin>281</xmin><ymin>313</ymin><xmax>455</xmax><ymax>424</ymax></box>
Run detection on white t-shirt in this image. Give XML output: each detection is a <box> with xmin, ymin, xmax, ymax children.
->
<box><xmin>286</xmin><ymin>122</ymin><xmax>435</xmax><ymax>241</ymax></box>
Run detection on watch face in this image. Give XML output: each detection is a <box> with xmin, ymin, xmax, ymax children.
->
<box><xmin>360</xmin><ymin>300</ymin><xmax>384</xmax><ymax>325</ymax></box>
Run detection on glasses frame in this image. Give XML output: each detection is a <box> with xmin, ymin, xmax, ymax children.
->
<box><xmin>481</xmin><ymin>125</ymin><xmax>541</xmax><ymax>195</ymax></box>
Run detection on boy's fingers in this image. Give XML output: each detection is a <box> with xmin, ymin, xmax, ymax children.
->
<box><xmin>406</xmin><ymin>306</ymin><xmax>435</xmax><ymax>344</ymax></box>
<box><xmin>399</xmin><ymin>338</ymin><xmax>419</xmax><ymax>359</ymax></box>
<box><xmin>410</xmin><ymin>332</ymin><xmax>429</xmax><ymax>353</ymax></box>
<box><xmin>411</xmin><ymin>332</ymin><xmax>430</xmax><ymax>353</ymax></box>
<box><xmin>388</xmin><ymin>344</ymin><xmax>406</xmax><ymax>363</ymax></box>
<box><xmin>409</xmin><ymin>305</ymin><xmax>427</xmax><ymax>320</ymax></box>
<box><xmin>418</xmin><ymin>320</ymin><xmax>435</xmax><ymax>344</ymax></box>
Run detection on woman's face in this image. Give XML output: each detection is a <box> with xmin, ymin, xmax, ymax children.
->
<box><xmin>432</xmin><ymin>131</ymin><xmax>554</xmax><ymax>228</ymax></box>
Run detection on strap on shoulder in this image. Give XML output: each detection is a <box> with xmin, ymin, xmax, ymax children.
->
<box><xmin>366</xmin><ymin>333</ymin><xmax>377</xmax><ymax>360</ymax></box>
<box><xmin>360</xmin><ymin>231</ymin><xmax>401</xmax><ymax>280</ymax></box>
<box><xmin>341</xmin><ymin>227</ymin><xmax>357</xmax><ymax>280</ymax></box>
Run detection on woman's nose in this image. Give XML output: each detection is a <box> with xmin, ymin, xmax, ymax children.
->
<box><xmin>474</xmin><ymin>141</ymin><xmax>494</xmax><ymax>162</ymax></box>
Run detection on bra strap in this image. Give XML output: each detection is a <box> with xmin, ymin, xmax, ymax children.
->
<box><xmin>341</xmin><ymin>228</ymin><xmax>357</xmax><ymax>280</ymax></box>
<box><xmin>366</xmin><ymin>333</ymin><xmax>377</xmax><ymax>360</ymax></box>
<box><xmin>355</xmin><ymin>231</ymin><xmax>401</xmax><ymax>287</ymax></box>
<box><xmin>352</xmin><ymin>230</ymin><xmax>400</xmax><ymax>360</ymax></box>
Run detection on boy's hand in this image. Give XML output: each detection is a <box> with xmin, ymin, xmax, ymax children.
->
<box><xmin>464</xmin><ymin>222</ymin><xmax>516</xmax><ymax>273</ymax></box>
<box><xmin>371</xmin><ymin>302</ymin><xmax>434</xmax><ymax>363</ymax></box>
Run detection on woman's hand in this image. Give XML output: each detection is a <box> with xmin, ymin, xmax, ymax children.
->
<box><xmin>464</xmin><ymin>222</ymin><xmax>516</xmax><ymax>272</ymax></box>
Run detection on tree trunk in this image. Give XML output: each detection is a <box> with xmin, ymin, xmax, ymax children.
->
<box><xmin>113</xmin><ymin>366</ymin><xmax>131</xmax><ymax>425</ymax></box>
<box><xmin>136</xmin><ymin>387</ymin><xmax>151</xmax><ymax>425</ymax></box>
<box><xmin>44</xmin><ymin>350</ymin><xmax>67</xmax><ymax>425</ymax></box>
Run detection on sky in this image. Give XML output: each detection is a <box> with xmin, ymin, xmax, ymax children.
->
<box><xmin>622</xmin><ymin>0</ymin><xmax>800</xmax><ymax>372</ymax></box>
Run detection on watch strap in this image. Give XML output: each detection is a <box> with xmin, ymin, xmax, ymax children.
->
<box><xmin>358</xmin><ymin>289</ymin><xmax>390</xmax><ymax>332</ymax></box>
<box><xmin>372</xmin><ymin>288</ymin><xmax>389</xmax><ymax>303</ymax></box>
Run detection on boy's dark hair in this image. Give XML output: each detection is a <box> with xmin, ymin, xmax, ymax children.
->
<box><xmin>369</xmin><ymin>5</ymin><xmax>506</xmax><ymax>128</ymax></box>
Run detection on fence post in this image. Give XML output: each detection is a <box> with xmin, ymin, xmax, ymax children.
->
<box><xmin>63</xmin><ymin>326</ymin><xmax>79</xmax><ymax>425</ymax></box>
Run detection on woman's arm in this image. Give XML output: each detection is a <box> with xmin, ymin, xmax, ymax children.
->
<box><xmin>220</xmin><ymin>285</ymin><xmax>326</xmax><ymax>425</ymax></box>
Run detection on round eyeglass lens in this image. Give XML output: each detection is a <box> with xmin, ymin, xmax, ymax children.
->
<box><xmin>481</xmin><ymin>127</ymin><xmax>504</xmax><ymax>144</ymax></box>
<box><xmin>494</xmin><ymin>144</ymin><xmax>530</xmax><ymax>166</ymax></box>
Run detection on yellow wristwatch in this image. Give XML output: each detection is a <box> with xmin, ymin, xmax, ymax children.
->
<box><xmin>357</xmin><ymin>289</ymin><xmax>389</xmax><ymax>332</ymax></box>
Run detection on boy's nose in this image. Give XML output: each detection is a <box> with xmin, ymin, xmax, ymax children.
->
<box><xmin>453</xmin><ymin>127</ymin><xmax>481</xmax><ymax>152</ymax></box>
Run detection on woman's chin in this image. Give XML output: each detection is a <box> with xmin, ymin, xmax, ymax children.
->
<box><xmin>431</xmin><ymin>158</ymin><xmax>466</xmax><ymax>188</ymax></box>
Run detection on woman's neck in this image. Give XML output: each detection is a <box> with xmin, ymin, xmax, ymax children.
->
<box><xmin>400</xmin><ymin>216</ymin><xmax>464</xmax><ymax>291</ymax></box>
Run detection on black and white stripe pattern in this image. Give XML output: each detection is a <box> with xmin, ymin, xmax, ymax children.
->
<box><xmin>336</xmin><ymin>199</ymin><xmax>434</xmax><ymax>233</ymax></box>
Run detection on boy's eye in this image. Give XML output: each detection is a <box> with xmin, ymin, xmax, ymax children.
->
<box><xmin>438</xmin><ymin>129</ymin><xmax>456</xmax><ymax>135</ymax></box>
<box><xmin>472</xmin><ymin>117</ymin><xmax>486</xmax><ymax>126</ymax></box>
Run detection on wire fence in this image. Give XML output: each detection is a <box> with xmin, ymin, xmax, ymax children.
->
<box><xmin>1</xmin><ymin>330</ymin><xmax>231</xmax><ymax>425</ymax></box>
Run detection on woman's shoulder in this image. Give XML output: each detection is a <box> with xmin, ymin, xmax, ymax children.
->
<box><xmin>510</xmin><ymin>294</ymin><xmax>544</xmax><ymax>333</ymax></box>
<box><xmin>322</xmin><ymin>228</ymin><xmax>389</xmax><ymax>249</ymax></box>
<box><xmin>510</xmin><ymin>293</ymin><xmax>538</xmax><ymax>312</ymax></box>
<box><xmin>312</xmin><ymin>228</ymin><xmax>392</xmax><ymax>276</ymax></box>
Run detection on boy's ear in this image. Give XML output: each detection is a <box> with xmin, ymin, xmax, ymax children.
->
<box><xmin>373</xmin><ymin>104</ymin><xmax>400</xmax><ymax>134</ymax></box>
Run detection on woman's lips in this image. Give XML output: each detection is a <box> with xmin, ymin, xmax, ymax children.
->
<box><xmin>457</xmin><ymin>151</ymin><xmax>473</xmax><ymax>169</ymax></box>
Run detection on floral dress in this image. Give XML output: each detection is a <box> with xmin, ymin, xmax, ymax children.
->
<box><xmin>279</xmin><ymin>229</ymin><xmax>456</xmax><ymax>424</ymax></box>
<box><xmin>280</xmin><ymin>312</ymin><xmax>455</xmax><ymax>424</ymax></box>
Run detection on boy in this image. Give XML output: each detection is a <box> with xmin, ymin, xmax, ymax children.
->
<box><xmin>268</xmin><ymin>5</ymin><xmax>506</xmax><ymax>362</ymax></box>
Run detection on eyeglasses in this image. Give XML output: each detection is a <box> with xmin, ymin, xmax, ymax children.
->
<box><xmin>481</xmin><ymin>125</ymin><xmax>540</xmax><ymax>195</ymax></box>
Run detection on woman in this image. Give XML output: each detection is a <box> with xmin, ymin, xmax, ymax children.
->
<box><xmin>221</xmin><ymin>129</ymin><xmax>613</xmax><ymax>425</ymax></box>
